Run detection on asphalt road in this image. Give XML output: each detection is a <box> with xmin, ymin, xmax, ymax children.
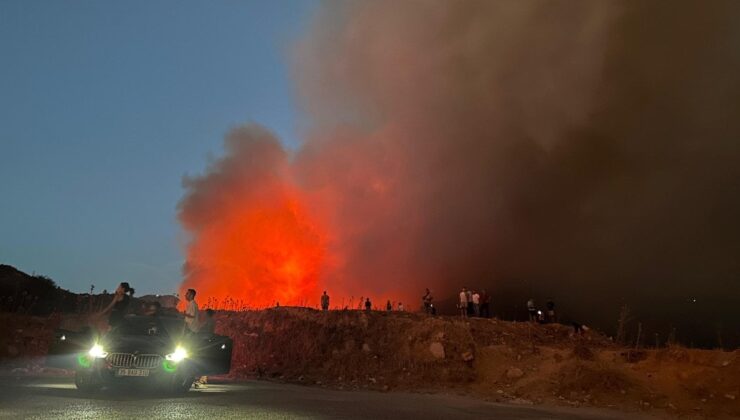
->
<box><xmin>0</xmin><ymin>377</ymin><xmax>642</xmax><ymax>419</ymax></box>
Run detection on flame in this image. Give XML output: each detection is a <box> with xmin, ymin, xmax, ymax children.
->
<box><xmin>178</xmin><ymin>129</ymin><xmax>327</xmax><ymax>309</ymax></box>
<box><xmin>180</xmin><ymin>191</ymin><xmax>325</xmax><ymax>309</ymax></box>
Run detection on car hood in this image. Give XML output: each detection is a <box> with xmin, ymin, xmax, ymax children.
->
<box><xmin>103</xmin><ymin>335</ymin><xmax>176</xmax><ymax>355</ymax></box>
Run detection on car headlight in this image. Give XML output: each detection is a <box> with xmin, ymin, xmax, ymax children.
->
<box><xmin>165</xmin><ymin>346</ymin><xmax>188</xmax><ymax>362</ymax></box>
<box><xmin>88</xmin><ymin>344</ymin><xmax>108</xmax><ymax>358</ymax></box>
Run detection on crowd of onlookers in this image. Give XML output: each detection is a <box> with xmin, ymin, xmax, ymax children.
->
<box><xmin>3</xmin><ymin>281</ymin><xmax>563</xmax><ymax>328</ymax></box>
<box><xmin>457</xmin><ymin>288</ymin><xmax>492</xmax><ymax>318</ymax></box>
<box><xmin>320</xmin><ymin>288</ymin><xmax>559</xmax><ymax>326</ymax></box>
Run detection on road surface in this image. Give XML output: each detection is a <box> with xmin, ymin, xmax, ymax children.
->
<box><xmin>0</xmin><ymin>377</ymin><xmax>643</xmax><ymax>419</ymax></box>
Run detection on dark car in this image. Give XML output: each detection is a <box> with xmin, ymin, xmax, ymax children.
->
<box><xmin>46</xmin><ymin>314</ymin><xmax>233</xmax><ymax>394</ymax></box>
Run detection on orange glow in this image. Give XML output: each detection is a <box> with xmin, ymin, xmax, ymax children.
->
<box><xmin>180</xmin><ymin>185</ymin><xmax>326</xmax><ymax>309</ymax></box>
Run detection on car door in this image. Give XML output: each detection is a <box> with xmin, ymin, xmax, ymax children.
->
<box><xmin>45</xmin><ymin>328</ymin><xmax>94</xmax><ymax>369</ymax></box>
<box><xmin>192</xmin><ymin>334</ymin><xmax>233</xmax><ymax>375</ymax></box>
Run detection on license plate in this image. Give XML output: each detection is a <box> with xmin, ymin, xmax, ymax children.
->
<box><xmin>116</xmin><ymin>368</ymin><xmax>149</xmax><ymax>377</ymax></box>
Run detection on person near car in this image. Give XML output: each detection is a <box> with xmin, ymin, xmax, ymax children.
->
<box><xmin>184</xmin><ymin>288</ymin><xmax>199</xmax><ymax>333</ymax></box>
<box><xmin>102</xmin><ymin>282</ymin><xmax>135</xmax><ymax>329</ymax></box>
<box><xmin>194</xmin><ymin>308</ymin><xmax>216</xmax><ymax>389</ymax></box>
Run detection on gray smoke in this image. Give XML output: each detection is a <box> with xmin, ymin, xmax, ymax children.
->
<box><xmin>288</xmin><ymin>0</ymin><xmax>740</xmax><ymax>326</ymax></box>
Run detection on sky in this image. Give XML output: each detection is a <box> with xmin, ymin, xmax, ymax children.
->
<box><xmin>0</xmin><ymin>0</ymin><xmax>317</xmax><ymax>294</ymax></box>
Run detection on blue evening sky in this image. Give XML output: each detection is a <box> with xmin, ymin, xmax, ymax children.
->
<box><xmin>0</xmin><ymin>0</ymin><xmax>317</xmax><ymax>294</ymax></box>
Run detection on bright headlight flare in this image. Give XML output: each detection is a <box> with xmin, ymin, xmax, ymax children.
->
<box><xmin>166</xmin><ymin>346</ymin><xmax>188</xmax><ymax>362</ymax></box>
<box><xmin>88</xmin><ymin>343</ymin><xmax>108</xmax><ymax>358</ymax></box>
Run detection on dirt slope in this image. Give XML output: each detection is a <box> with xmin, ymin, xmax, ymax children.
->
<box><xmin>1</xmin><ymin>309</ymin><xmax>738</xmax><ymax>418</ymax></box>
<box><xmin>215</xmin><ymin>308</ymin><xmax>739</xmax><ymax>418</ymax></box>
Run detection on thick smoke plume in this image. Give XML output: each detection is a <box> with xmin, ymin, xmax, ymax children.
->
<box><xmin>180</xmin><ymin>0</ymin><xmax>740</xmax><ymax>333</ymax></box>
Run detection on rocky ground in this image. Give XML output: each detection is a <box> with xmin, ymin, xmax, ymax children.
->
<box><xmin>1</xmin><ymin>309</ymin><xmax>738</xmax><ymax>418</ymax></box>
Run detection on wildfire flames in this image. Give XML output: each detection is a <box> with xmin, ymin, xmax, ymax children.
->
<box><xmin>178</xmin><ymin>127</ymin><xmax>326</xmax><ymax>308</ymax></box>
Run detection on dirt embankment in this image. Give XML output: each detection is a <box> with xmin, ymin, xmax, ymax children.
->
<box><xmin>1</xmin><ymin>309</ymin><xmax>738</xmax><ymax>418</ymax></box>
<box><xmin>215</xmin><ymin>308</ymin><xmax>739</xmax><ymax>418</ymax></box>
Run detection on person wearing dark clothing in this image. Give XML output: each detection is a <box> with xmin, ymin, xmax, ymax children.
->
<box><xmin>103</xmin><ymin>282</ymin><xmax>135</xmax><ymax>329</ymax></box>
<box><xmin>386</xmin><ymin>300</ymin><xmax>392</xmax><ymax>312</ymax></box>
<box><xmin>546</xmin><ymin>300</ymin><xmax>557</xmax><ymax>323</ymax></box>
<box><xmin>527</xmin><ymin>298</ymin><xmax>537</xmax><ymax>322</ymax></box>
<box><xmin>365</xmin><ymin>298</ymin><xmax>372</xmax><ymax>312</ymax></box>
<box><xmin>422</xmin><ymin>288</ymin><xmax>433</xmax><ymax>314</ymax></box>
<box><xmin>320</xmin><ymin>291</ymin><xmax>330</xmax><ymax>311</ymax></box>
<box><xmin>479</xmin><ymin>289</ymin><xmax>491</xmax><ymax>318</ymax></box>
<box><xmin>195</xmin><ymin>309</ymin><xmax>217</xmax><ymax>389</ymax></box>
<box><xmin>466</xmin><ymin>289</ymin><xmax>473</xmax><ymax>316</ymax></box>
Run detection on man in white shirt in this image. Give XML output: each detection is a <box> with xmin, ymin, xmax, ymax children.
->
<box><xmin>184</xmin><ymin>288</ymin><xmax>199</xmax><ymax>333</ymax></box>
<box><xmin>459</xmin><ymin>288</ymin><xmax>468</xmax><ymax>318</ymax></box>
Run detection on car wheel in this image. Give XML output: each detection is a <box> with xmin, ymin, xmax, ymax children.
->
<box><xmin>170</xmin><ymin>374</ymin><xmax>194</xmax><ymax>395</ymax></box>
<box><xmin>75</xmin><ymin>370</ymin><xmax>102</xmax><ymax>393</ymax></box>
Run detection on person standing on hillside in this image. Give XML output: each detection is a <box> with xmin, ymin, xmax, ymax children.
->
<box><xmin>459</xmin><ymin>288</ymin><xmax>468</xmax><ymax>318</ymax></box>
<box><xmin>472</xmin><ymin>290</ymin><xmax>480</xmax><ymax>317</ymax></box>
<box><xmin>466</xmin><ymin>288</ymin><xmax>473</xmax><ymax>316</ymax></box>
<box><xmin>386</xmin><ymin>300</ymin><xmax>392</xmax><ymax>312</ymax></box>
<box><xmin>184</xmin><ymin>288</ymin><xmax>199</xmax><ymax>333</ymax></box>
<box><xmin>321</xmin><ymin>291</ymin><xmax>330</xmax><ymax>311</ymax></box>
<box><xmin>527</xmin><ymin>298</ymin><xmax>537</xmax><ymax>322</ymax></box>
<box><xmin>364</xmin><ymin>298</ymin><xmax>372</xmax><ymax>312</ymax></box>
<box><xmin>546</xmin><ymin>300</ymin><xmax>557</xmax><ymax>323</ymax></box>
<box><xmin>480</xmin><ymin>289</ymin><xmax>491</xmax><ymax>318</ymax></box>
<box><xmin>422</xmin><ymin>288</ymin><xmax>433</xmax><ymax>314</ymax></box>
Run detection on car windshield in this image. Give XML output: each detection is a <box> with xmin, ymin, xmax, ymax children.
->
<box><xmin>112</xmin><ymin>315</ymin><xmax>185</xmax><ymax>338</ymax></box>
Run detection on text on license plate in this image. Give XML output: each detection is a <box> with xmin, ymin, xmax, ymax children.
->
<box><xmin>117</xmin><ymin>368</ymin><xmax>149</xmax><ymax>377</ymax></box>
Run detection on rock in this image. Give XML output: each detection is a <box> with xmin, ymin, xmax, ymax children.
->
<box><xmin>721</xmin><ymin>360</ymin><xmax>730</xmax><ymax>367</ymax></box>
<box><xmin>344</xmin><ymin>340</ymin><xmax>355</xmax><ymax>351</ymax></box>
<box><xmin>725</xmin><ymin>394</ymin><xmax>736</xmax><ymax>400</ymax></box>
<box><xmin>6</xmin><ymin>345</ymin><xmax>19</xmax><ymax>357</ymax></box>
<box><xmin>368</xmin><ymin>377</ymin><xmax>376</xmax><ymax>384</ymax></box>
<box><xmin>461</xmin><ymin>351</ymin><xmax>474</xmax><ymax>362</ymax></box>
<box><xmin>506</xmin><ymin>367</ymin><xmax>524</xmax><ymax>379</ymax></box>
<box><xmin>362</xmin><ymin>343</ymin><xmax>371</xmax><ymax>353</ymax></box>
<box><xmin>511</xmin><ymin>398</ymin><xmax>533</xmax><ymax>405</ymax></box>
<box><xmin>429</xmin><ymin>342</ymin><xmax>445</xmax><ymax>359</ymax></box>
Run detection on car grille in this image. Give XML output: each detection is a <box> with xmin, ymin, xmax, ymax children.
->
<box><xmin>106</xmin><ymin>353</ymin><xmax>162</xmax><ymax>369</ymax></box>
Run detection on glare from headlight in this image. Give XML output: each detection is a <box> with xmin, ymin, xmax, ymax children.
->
<box><xmin>88</xmin><ymin>344</ymin><xmax>108</xmax><ymax>358</ymax></box>
<box><xmin>166</xmin><ymin>346</ymin><xmax>188</xmax><ymax>362</ymax></box>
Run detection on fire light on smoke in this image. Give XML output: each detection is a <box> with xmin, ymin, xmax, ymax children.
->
<box><xmin>178</xmin><ymin>127</ymin><xmax>326</xmax><ymax>308</ymax></box>
<box><xmin>179</xmin><ymin>0</ymin><xmax>740</xmax><ymax>320</ymax></box>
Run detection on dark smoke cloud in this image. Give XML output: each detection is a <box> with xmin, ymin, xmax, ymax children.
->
<box><xmin>181</xmin><ymin>0</ymin><xmax>740</xmax><ymax>344</ymax></box>
<box><xmin>291</xmin><ymin>0</ymin><xmax>740</xmax><ymax>333</ymax></box>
